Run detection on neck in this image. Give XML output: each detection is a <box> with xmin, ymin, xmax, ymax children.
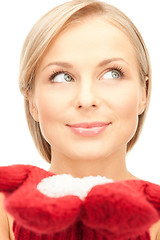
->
<box><xmin>49</xmin><ymin>147</ymin><xmax>136</xmax><ymax>181</ymax></box>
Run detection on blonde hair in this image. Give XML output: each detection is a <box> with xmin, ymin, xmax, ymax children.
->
<box><xmin>19</xmin><ymin>0</ymin><xmax>151</xmax><ymax>163</ymax></box>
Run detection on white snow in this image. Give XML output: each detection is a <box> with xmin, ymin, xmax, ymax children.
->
<box><xmin>37</xmin><ymin>174</ymin><xmax>113</xmax><ymax>200</ymax></box>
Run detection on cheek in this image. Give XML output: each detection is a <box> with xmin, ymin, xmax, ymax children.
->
<box><xmin>102</xmin><ymin>82</ymin><xmax>140</xmax><ymax>144</ymax></box>
<box><xmin>104</xmin><ymin>82</ymin><xmax>139</xmax><ymax>117</ymax></box>
<box><xmin>34</xmin><ymin>88</ymin><xmax>69</xmax><ymax>144</ymax></box>
<box><xmin>117</xmin><ymin>92</ymin><xmax>139</xmax><ymax>119</ymax></box>
<box><xmin>111</xmin><ymin>85</ymin><xmax>140</xmax><ymax>140</ymax></box>
<box><xmin>36</xmin><ymin>89</ymin><xmax>66</xmax><ymax>122</ymax></box>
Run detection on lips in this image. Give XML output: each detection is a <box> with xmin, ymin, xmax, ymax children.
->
<box><xmin>66</xmin><ymin>122</ymin><xmax>111</xmax><ymax>137</ymax></box>
<box><xmin>66</xmin><ymin>122</ymin><xmax>111</xmax><ymax>128</ymax></box>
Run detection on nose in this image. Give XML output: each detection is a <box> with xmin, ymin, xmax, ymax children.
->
<box><xmin>73</xmin><ymin>81</ymin><xmax>101</xmax><ymax>110</ymax></box>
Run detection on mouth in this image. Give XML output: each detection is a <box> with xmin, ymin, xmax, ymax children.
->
<box><xmin>66</xmin><ymin>122</ymin><xmax>111</xmax><ymax>137</ymax></box>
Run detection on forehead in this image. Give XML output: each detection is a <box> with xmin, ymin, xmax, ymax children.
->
<box><xmin>40</xmin><ymin>17</ymin><xmax>136</xmax><ymax>68</ymax></box>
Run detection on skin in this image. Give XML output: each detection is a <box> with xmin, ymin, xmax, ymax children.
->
<box><xmin>29</xmin><ymin>16</ymin><xmax>147</xmax><ymax>180</ymax></box>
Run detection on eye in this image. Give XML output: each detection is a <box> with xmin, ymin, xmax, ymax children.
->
<box><xmin>102</xmin><ymin>70</ymin><xmax>121</xmax><ymax>80</ymax></box>
<box><xmin>49</xmin><ymin>72</ymin><xmax>73</xmax><ymax>83</ymax></box>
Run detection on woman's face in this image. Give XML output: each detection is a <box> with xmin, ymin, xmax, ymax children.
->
<box><xmin>30</xmin><ymin>17</ymin><xmax>146</xmax><ymax>162</ymax></box>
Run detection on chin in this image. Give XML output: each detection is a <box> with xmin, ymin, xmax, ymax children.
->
<box><xmin>68</xmin><ymin>148</ymin><xmax>113</xmax><ymax>162</ymax></box>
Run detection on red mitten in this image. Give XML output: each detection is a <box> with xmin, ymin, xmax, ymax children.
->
<box><xmin>0</xmin><ymin>164</ymin><xmax>160</xmax><ymax>240</ymax></box>
<box><xmin>143</xmin><ymin>181</ymin><xmax>160</xmax><ymax>214</ymax></box>
<box><xmin>81</xmin><ymin>180</ymin><xmax>159</xmax><ymax>239</ymax></box>
<box><xmin>0</xmin><ymin>165</ymin><xmax>82</xmax><ymax>234</ymax></box>
<box><xmin>0</xmin><ymin>164</ymin><xmax>29</xmax><ymax>192</ymax></box>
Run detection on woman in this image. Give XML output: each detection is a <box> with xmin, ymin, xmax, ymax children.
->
<box><xmin>0</xmin><ymin>0</ymin><xmax>160</xmax><ymax>239</ymax></box>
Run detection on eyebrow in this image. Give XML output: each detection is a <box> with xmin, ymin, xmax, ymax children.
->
<box><xmin>42</xmin><ymin>57</ymin><xmax>129</xmax><ymax>71</ymax></box>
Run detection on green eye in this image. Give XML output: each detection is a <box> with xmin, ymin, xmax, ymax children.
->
<box><xmin>111</xmin><ymin>71</ymin><xmax>120</xmax><ymax>79</ymax></box>
<box><xmin>64</xmin><ymin>73</ymin><xmax>72</xmax><ymax>82</ymax></box>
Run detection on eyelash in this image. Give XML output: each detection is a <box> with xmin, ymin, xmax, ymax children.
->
<box><xmin>101</xmin><ymin>65</ymin><xmax>125</xmax><ymax>79</ymax></box>
<box><xmin>48</xmin><ymin>65</ymin><xmax>125</xmax><ymax>82</ymax></box>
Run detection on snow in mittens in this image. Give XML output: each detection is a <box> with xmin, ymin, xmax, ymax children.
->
<box><xmin>37</xmin><ymin>174</ymin><xmax>113</xmax><ymax>200</ymax></box>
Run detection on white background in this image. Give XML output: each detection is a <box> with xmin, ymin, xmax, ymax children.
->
<box><xmin>0</xmin><ymin>0</ymin><xmax>159</xmax><ymax>184</ymax></box>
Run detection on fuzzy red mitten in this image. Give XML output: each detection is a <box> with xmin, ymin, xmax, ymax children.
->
<box><xmin>0</xmin><ymin>164</ymin><xmax>160</xmax><ymax>240</ymax></box>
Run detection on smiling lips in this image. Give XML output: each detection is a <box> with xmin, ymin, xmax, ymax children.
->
<box><xmin>66</xmin><ymin>122</ymin><xmax>111</xmax><ymax>137</ymax></box>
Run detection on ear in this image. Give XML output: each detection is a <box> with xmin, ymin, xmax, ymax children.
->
<box><xmin>29</xmin><ymin>98</ymin><xmax>39</xmax><ymax>122</ymax></box>
<box><xmin>138</xmin><ymin>76</ymin><xmax>148</xmax><ymax>115</ymax></box>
